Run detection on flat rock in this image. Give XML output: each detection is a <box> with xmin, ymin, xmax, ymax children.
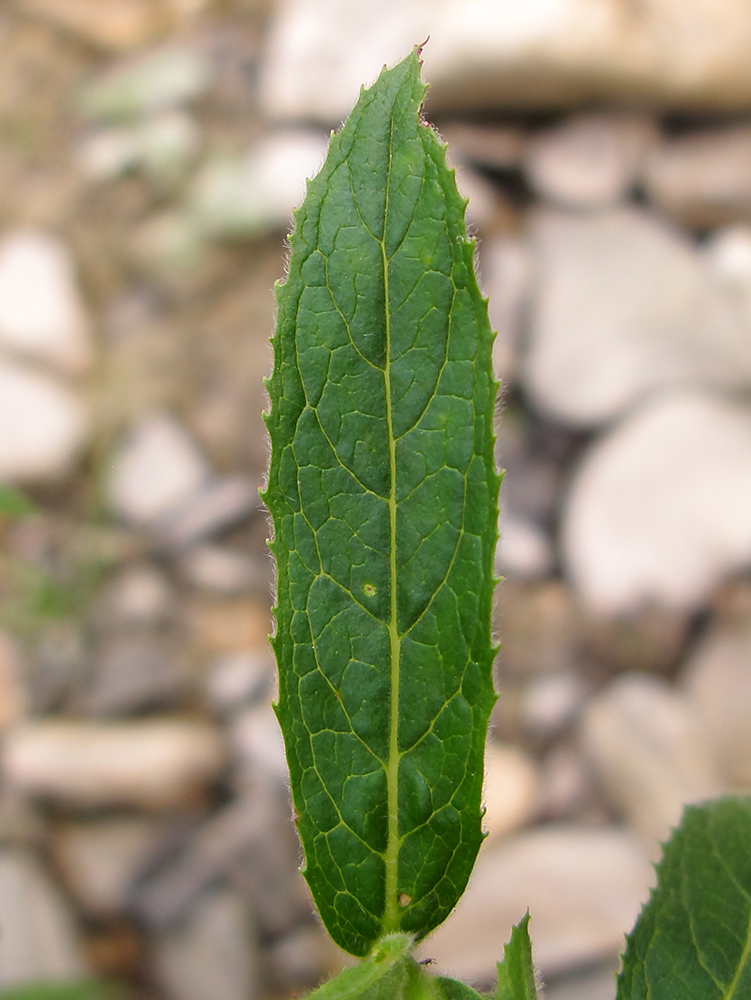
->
<box><xmin>260</xmin><ymin>0</ymin><xmax>751</xmax><ymax>122</ymax></box>
<box><xmin>0</xmin><ymin>631</ymin><xmax>27</xmax><ymax>731</ymax></box>
<box><xmin>152</xmin><ymin>888</ymin><xmax>259</xmax><ymax>1000</ymax></box>
<box><xmin>203</xmin><ymin>647</ymin><xmax>275</xmax><ymax>716</ymax></box>
<box><xmin>23</xmin><ymin>0</ymin><xmax>192</xmax><ymax>52</ymax></box>
<box><xmin>580</xmin><ymin>673</ymin><xmax>721</xmax><ymax>843</ymax></box>
<box><xmin>561</xmin><ymin>391</ymin><xmax>751</xmax><ymax>613</ymax></box>
<box><xmin>522</xmin><ymin>207</ymin><xmax>750</xmax><ymax>427</ymax></box>
<box><xmin>94</xmin><ymin>564</ymin><xmax>176</xmax><ymax>627</ymax></box>
<box><xmin>644</xmin><ymin>124</ymin><xmax>751</xmax><ymax>227</ymax></box>
<box><xmin>157</xmin><ymin>474</ymin><xmax>258</xmax><ymax>550</ymax></box>
<box><xmin>0</xmin><ymin>848</ymin><xmax>88</xmax><ymax>985</ymax></box>
<box><xmin>54</xmin><ymin>817</ymin><xmax>165</xmax><ymax>916</ymax></box>
<box><xmin>0</xmin><ymin>230</ymin><xmax>93</xmax><ymax>375</ymax></box>
<box><xmin>682</xmin><ymin>618</ymin><xmax>751</xmax><ymax>788</ymax></box>
<box><xmin>107</xmin><ymin>413</ymin><xmax>210</xmax><ymax>527</ymax></box>
<box><xmin>81</xmin><ymin>632</ymin><xmax>188</xmax><ymax>716</ymax></box>
<box><xmin>417</xmin><ymin>824</ymin><xmax>653</xmax><ymax>984</ymax></box>
<box><xmin>2</xmin><ymin>719</ymin><xmax>225</xmax><ymax>809</ymax></box>
<box><xmin>0</xmin><ymin>358</ymin><xmax>88</xmax><ymax>482</ymax></box>
<box><xmin>190</xmin><ymin>131</ymin><xmax>328</xmax><ymax>239</ymax></box>
<box><xmin>478</xmin><ymin>235</ymin><xmax>532</xmax><ymax>383</ymax></box>
<box><xmin>177</xmin><ymin>545</ymin><xmax>259</xmax><ymax>595</ymax></box>
<box><xmin>482</xmin><ymin>741</ymin><xmax>539</xmax><ymax>841</ymax></box>
<box><xmin>524</xmin><ymin>114</ymin><xmax>655</xmax><ymax>209</ymax></box>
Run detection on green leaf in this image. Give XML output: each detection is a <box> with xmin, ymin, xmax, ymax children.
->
<box><xmin>495</xmin><ymin>913</ymin><xmax>539</xmax><ymax>1000</ymax></box>
<box><xmin>304</xmin><ymin>934</ymin><xmax>413</xmax><ymax>999</ymax></box>
<box><xmin>0</xmin><ymin>485</ymin><xmax>37</xmax><ymax>518</ymax></box>
<box><xmin>263</xmin><ymin>47</ymin><xmax>499</xmax><ymax>957</ymax></box>
<box><xmin>0</xmin><ymin>981</ymin><xmax>120</xmax><ymax>1000</ymax></box>
<box><xmin>433</xmin><ymin>977</ymin><xmax>485</xmax><ymax>999</ymax></box>
<box><xmin>617</xmin><ymin>796</ymin><xmax>751</xmax><ymax>1000</ymax></box>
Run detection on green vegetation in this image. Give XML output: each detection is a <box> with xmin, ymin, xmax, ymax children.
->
<box><xmin>262</xmin><ymin>46</ymin><xmax>751</xmax><ymax>1000</ymax></box>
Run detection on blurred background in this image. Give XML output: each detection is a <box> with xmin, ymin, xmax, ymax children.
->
<box><xmin>1</xmin><ymin>1</ymin><xmax>751</xmax><ymax>998</ymax></box>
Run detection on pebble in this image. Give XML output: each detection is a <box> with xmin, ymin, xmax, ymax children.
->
<box><xmin>2</xmin><ymin>719</ymin><xmax>225</xmax><ymax>809</ymax></box>
<box><xmin>524</xmin><ymin>114</ymin><xmax>655</xmax><ymax>209</ymax></box>
<box><xmin>81</xmin><ymin>632</ymin><xmax>188</xmax><ymax>716</ymax></box>
<box><xmin>0</xmin><ymin>631</ymin><xmax>27</xmax><ymax>731</ymax></box>
<box><xmin>482</xmin><ymin>741</ymin><xmax>539</xmax><ymax>841</ymax></box>
<box><xmin>54</xmin><ymin>817</ymin><xmax>165</xmax><ymax>917</ymax></box>
<box><xmin>682</xmin><ymin>618</ymin><xmax>751</xmax><ymax>788</ymax></box>
<box><xmin>440</xmin><ymin>123</ymin><xmax>525</xmax><ymax>172</ymax></box>
<box><xmin>22</xmin><ymin>0</ymin><xmax>189</xmax><ymax>52</ymax></box>
<box><xmin>520</xmin><ymin>672</ymin><xmax>587</xmax><ymax>742</ymax></box>
<box><xmin>79</xmin><ymin>46</ymin><xmax>212</xmax><ymax>120</ymax></box>
<box><xmin>190</xmin><ymin>131</ymin><xmax>329</xmax><ymax>239</ymax></box>
<box><xmin>177</xmin><ymin>545</ymin><xmax>259</xmax><ymax>595</ymax></box>
<box><xmin>157</xmin><ymin>474</ymin><xmax>258</xmax><ymax>551</ymax></box>
<box><xmin>580</xmin><ymin>673</ymin><xmax>721</xmax><ymax>844</ymax></box>
<box><xmin>494</xmin><ymin>580</ymin><xmax>583</xmax><ymax>678</ymax></box>
<box><xmin>0</xmin><ymin>229</ymin><xmax>93</xmax><ymax>375</ymax></box>
<box><xmin>229</xmin><ymin>699</ymin><xmax>288</xmax><ymax>784</ymax></box>
<box><xmin>644</xmin><ymin>124</ymin><xmax>751</xmax><ymax>227</ymax></box>
<box><xmin>544</xmin><ymin>964</ymin><xmax>618</xmax><ymax>1000</ymax></box>
<box><xmin>0</xmin><ymin>358</ymin><xmax>88</xmax><ymax>483</ymax></box>
<box><xmin>188</xmin><ymin>598</ymin><xmax>271</xmax><ymax>655</ymax></box>
<box><xmin>561</xmin><ymin>391</ymin><xmax>751</xmax><ymax>613</ymax></box>
<box><xmin>203</xmin><ymin>647</ymin><xmax>275</xmax><ymax>717</ymax></box>
<box><xmin>523</xmin><ymin>207</ymin><xmax>750</xmax><ymax>427</ymax></box>
<box><xmin>94</xmin><ymin>564</ymin><xmax>176</xmax><ymax>627</ymax></box>
<box><xmin>130</xmin><ymin>785</ymin><xmax>306</xmax><ymax>934</ymax></box>
<box><xmin>496</xmin><ymin>515</ymin><xmax>555</xmax><ymax>581</ymax></box>
<box><xmin>153</xmin><ymin>888</ymin><xmax>259</xmax><ymax>1000</ymax></box>
<box><xmin>0</xmin><ymin>848</ymin><xmax>88</xmax><ymax>985</ymax></box>
<box><xmin>107</xmin><ymin>413</ymin><xmax>210</xmax><ymax>528</ymax></box>
<box><xmin>259</xmin><ymin>0</ymin><xmax>751</xmax><ymax>121</ymax></box>
<box><xmin>479</xmin><ymin>235</ymin><xmax>533</xmax><ymax>383</ymax></box>
<box><xmin>417</xmin><ymin>824</ymin><xmax>653</xmax><ymax>984</ymax></box>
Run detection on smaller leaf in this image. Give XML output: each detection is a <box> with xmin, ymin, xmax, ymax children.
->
<box><xmin>434</xmin><ymin>976</ymin><xmax>485</xmax><ymax>999</ymax></box>
<box><xmin>304</xmin><ymin>934</ymin><xmax>413</xmax><ymax>999</ymax></box>
<box><xmin>617</xmin><ymin>796</ymin><xmax>751</xmax><ymax>1000</ymax></box>
<box><xmin>495</xmin><ymin>913</ymin><xmax>539</xmax><ymax>1000</ymax></box>
<box><xmin>0</xmin><ymin>485</ymin><xmax>37</xmax><ymax>518</ymax></box>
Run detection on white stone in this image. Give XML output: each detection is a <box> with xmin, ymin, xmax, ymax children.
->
<box><xmin>0</xmin><ymin>631</ymin><xmax>27</xmax><ymax>731</ymax></box>
<box><xmin>2</xmin><ymin>719</ymin><xmax>225</xmax><ymax>809</ymax></box>
<box><xmin>0</xmin><ymin>358</ymin><xmax>88</xmax><ymax>482</ymax></box>
<box><xmin>682</xmin><ymin>619</ymin><xmax>751</xmax><ymax>788</ymax></box>
<box><xmin>190</xmin><ymin>131</ymin><xmax>328</xmax><ymax>238</ymax></box>
<box><xmin>561</xmin><ymin>391</ymin><xmax>751</xmax><ymax>613</ymax></box>
<box><xmin>525</xmin><ymin>114</ymin><xmax>655</xmax><ymax>208</ymax></box>
<box><xmin>204</xmin><ymin>647</ymin><xmax>274</xmax><ymax>716</ymax></box>
<box><xmin>479</xmin><ymin>235</ymin><xmax>532</xmax><ymax>383</ymax></box>
<box><xmin>0</xmin><ymin>849</ymin><xmax>88</xmax><ymax>986</ymax></box>
<box><xmin>97</xmin><ymin>564</ymin><xmax>176</xmax><ymax>626</ymax></box>
<box><xmin>417</xmin><ymin>825</ymin><xmax>653</xmax><ymax>983</ymax></box>
<box><xmin>178</xmin><ymin>545</ymin><xmax>258</xmax><ymax>595</ymax></box>
<box><xmin>496</xmin><ymin>516</ymin><xmax>554</xmax><ymax>581</ymax></box>
<box><xmin>152</xmin><ymin>888</ymin><xmax>259</xmax><ymax>1000</ymax></box>
<box><xmin>107</xmin><ymin>412</ymin><xmax>210</xmax><ymax>527</ymax></box>
<box><xmin>521</xmin><ymin>672</ymin><xmax>586</xmax><ymax>740</ymax></box>
<box><xmin>644</xmin><ymin>125</ymin><xmax>751</xmax><ymax>226</ymax></box>
<box><xmin>229</xmin><ymin>701</ymin><xmax>287</xmax><ymax>782</ymax></box>
<box><xmin>260</xmin><ymin>0</ymin><xmax>751</xmax><ymax>123</ymax></box>
<box><xmin>482</xmin><ymin>741</ymin><xmax>539</xmax><ymax>841</ymax></box>
<box><xmin>55</xmin><ymin>817</ymin><xmax>164</xmax><ymax>916</ymax></box>
<box><xmin>523</xmin><ymin>207</ymin><xmax>751</xmax><ymax>427</ymax></box>
<box><xmin>580</xmin><ymin>673</ymin><xmax>721</xmax><ymax>843</ymax></box>
<box><xmin>0</xmin><ymin>229</ymin><xmax>92</xmax><ymax>375</ymax></box>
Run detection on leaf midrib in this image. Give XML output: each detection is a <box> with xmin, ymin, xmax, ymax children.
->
<box><xmin>382</xmin><ymin>105</ymin><xmax>401</xmax><ymax>936</ymax></box>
